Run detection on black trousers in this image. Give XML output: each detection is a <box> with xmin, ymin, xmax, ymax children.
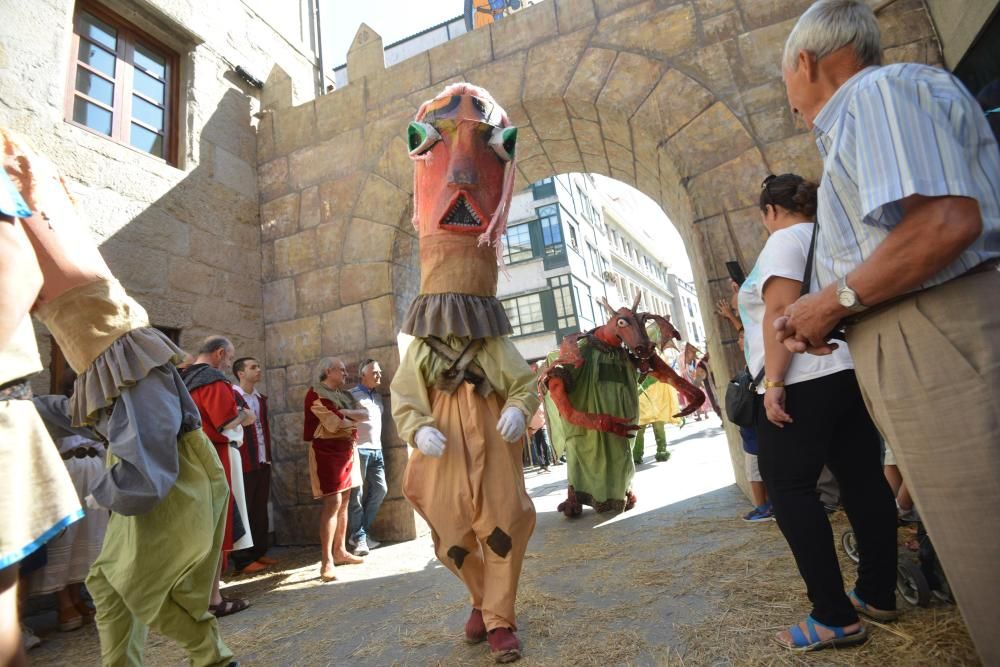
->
<box><xmin>756</xmin><ymin>370</ymin><xmax>897</xmax><ymax>627</ymax></box>
<box><xmin>231</xmin><ymin>465</ymin><xmax>272</xmax><ymax>569</ymax></box>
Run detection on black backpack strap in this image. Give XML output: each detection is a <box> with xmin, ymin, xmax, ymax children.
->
<box><xmin>801</xmin><ymin>223</ymin><xmax>818</xmax><ymax>297</ymax></box>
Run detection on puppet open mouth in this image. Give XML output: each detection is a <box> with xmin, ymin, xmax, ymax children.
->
<box><xmin>440</xmin><ymin>195</ymin><xmax>486</xmax><ymax>230</ymax></box>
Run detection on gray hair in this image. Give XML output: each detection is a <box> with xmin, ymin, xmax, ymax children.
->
<box><xmin>198</xmin><ymin>336</ymin><xmax>233</xmax><ymax>355</ymax></box>
<box><xmin>782</xmin><ymin>0</ymin><xmax>881</xmax><ymax>72</ymax></box>
<box><xmin>358</xmin><ymin>358</ymin><xmax>378</xmax><ymax>376</ymax></box>
<box><xmin>315</xmin><ymin>356</ymin><xmax>342</xmax><ymax>382</ymax></box>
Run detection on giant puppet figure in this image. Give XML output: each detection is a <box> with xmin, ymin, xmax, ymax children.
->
<box><xmin>391</xmin><ymin>83</ymin><xmax>538</xmax><ymax>664</ymax></box>
<box><xmin>541</xmin><ymin>296</ymin><xmax>706</xmax><ymax>517</ymax></box>
<box><xmin>1</xmin><ymin>129</ymin><xmax>234</xmax><ymax>666</ymax></box>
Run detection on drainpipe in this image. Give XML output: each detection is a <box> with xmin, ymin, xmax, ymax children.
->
<box><xmin>314</xmin><ymin>0</ymin><xmax>328</xmax><ymax>94</ymax></box>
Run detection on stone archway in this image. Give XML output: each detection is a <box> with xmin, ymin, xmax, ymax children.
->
<box><xmin>257</xmin><ymin>0</ymin><xmax>941</xmax><ymax>543</ymax></box>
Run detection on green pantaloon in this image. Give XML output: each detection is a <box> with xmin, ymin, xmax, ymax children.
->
<box><xmin>86</xmin><ymin>429</ymin><xmax>232</xmax><ymax>667</ymax></box>
<box><xmin>632</xmin><ymin>422</ymin><xmax>668</xmax><ymax>464</ymax></box>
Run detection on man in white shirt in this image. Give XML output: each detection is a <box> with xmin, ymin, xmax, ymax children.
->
<box><xmin>231</xmin><ymin>357</ymin><xmax>277</xmax><ymax>574</ymax></box>
<box><xmin>347</xmin><ymin>359</ymin><xmax>388</xmax><ymax>556</ymax></box>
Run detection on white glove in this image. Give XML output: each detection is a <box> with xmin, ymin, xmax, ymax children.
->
<box><xmin>414</xmin><ymin>426</ymin><xmax>446</xmax><ymax>457</ymax></box>
<box><xmin>496</xmin><ymin>407</ymin><xmax>526</xmax><ymax>443</ymax></box>
<box><xmin>84</xmin><ymin>494</ymin><xmax>104</xmax><ymax>511</ymax></box>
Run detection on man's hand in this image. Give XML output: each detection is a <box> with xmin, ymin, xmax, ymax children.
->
<box><xmin>240</xmin><ymin>408</ymin><xmax>256</xmax><ymax>426</ymax></box>
<box><xmin>763</xmin><ymin>387</ymin><xmax>793</xmax><ymax>428</ymax></box>
<box><xmin>776</xmin><ymin>288</ymin><xmax>844</xmax><ymax>355</ymax></box>
<box><xmin>496</xmin><ymin>407</ymin><xmax>526</xmax><ymax>443</ymax></box>
<box><xmin>414</xmin><ymin>426</ymin><xmax>446</xmax><ymax>457</ymax></box>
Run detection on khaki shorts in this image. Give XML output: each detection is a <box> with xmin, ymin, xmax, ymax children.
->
<box><xmin>883</xmin><ymin>444</ymin><xmax>897</xmax><ymax>467</ymax></box>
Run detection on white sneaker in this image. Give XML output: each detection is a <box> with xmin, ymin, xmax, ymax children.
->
<box><xmin>22</xmin><ymin>627</ymin><xmax>41</xmax><ymax>650</ymax></box>
<box><xmin>353</xmin><ymin>537</ymin><xmax>370</xmax><ymax>556</ymax></box>
<box><xmin>367</xmin><ymin>537</ymin><xmax>381</xmax><ymax>549</ymax></box>
<box><xmin>347</xmin><ymin>536</ymin><xmax>358</xmax><ymax>549</ymax></box>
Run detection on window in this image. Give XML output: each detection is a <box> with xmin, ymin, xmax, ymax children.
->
<box><xmin>66</xmin><ymin>4</ymin><xmax>178</xmax><ymax>163</ymax></box>
<box><xmin>502</xmin><ymin>293</ymin><xmax>545</xmax><ymax>337</ymax></box>
<box><xmin>502</xmin><ymin>223</ymin><xmax>533</xmax><ymax>264</ymax></box>
<box><xmin>548</xmin><ymin>275</ymin><xmax>576</xmax><ymax>331</ymax></box>
<box><xmin>532</xmin><ymin>176</ymin><xmax>555</xmax><ymax>199</ymax></box>
<box><xmin>576</xmin><ymin>185</ymin><xmax>591</xmax><ymax>223</ymax></box>
<box><xmin>567</xmin><ymin>224</ymin><xmax>579</xmax><ymax>250</ymax></box>
<box><xmin>538</xmin><ymin>205</ymin><xmax>563</xmax><ymax>257</ymax></box>
<box><xmin>587</xmin><ymin>244</ymin><xmax>601</xmax><ymax>276</ymax></box>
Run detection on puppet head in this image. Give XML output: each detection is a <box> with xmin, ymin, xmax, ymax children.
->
<box><xmin>597</xmin><ymin>294</ymin><xmax>681</xmax><ymax>363</ymax></box>
<box><xmin>408</xmin><ymin>83</ymin><xmax>517</xmax><ymax>297</ymax></box>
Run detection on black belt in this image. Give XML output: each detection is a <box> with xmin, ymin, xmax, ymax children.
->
<box><xmin>0</xmin><ymin>377</ymin><xmax>31</xmax><ymax>401</ymax></box>
<box><xmin>62</xmin><ymin>446</ymin><xmax>102</xmax><ymax>460</ymax></box>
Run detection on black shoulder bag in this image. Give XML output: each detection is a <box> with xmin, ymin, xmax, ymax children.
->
<box><xmin>724</xmin><ymin>224</ymin><xmax>818</xmax><ymax>427</ymax></box>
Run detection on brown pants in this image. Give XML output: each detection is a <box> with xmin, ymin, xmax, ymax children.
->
<box><xmin>403</xmin><ymin>383</ymin><xmax>536</xmax><ymax>631</ymax></box>
<box><xmin>848</xmin><ymin>268</ymin><xmax>1000</xmax><ymax>665</ymax></box>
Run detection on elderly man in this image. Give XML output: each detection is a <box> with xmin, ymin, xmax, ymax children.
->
<box><xmin>181</xmin><ymin>337</ymin><xmax>255</xmax><ymax>617</ymax></box>
<box><xmin>775</xmin><ymin>1</ymin><xmax>1000</xmax><ymax>660</ymax></box>
<box><xmin>347</xmin><ymin>359</ymin><xmax>388</xmax><ymax>557</ymax></box>
<box><xmin>304</xmin><ymin>357</ymin><xmax>366</xmax><ymax>580</ymax></box>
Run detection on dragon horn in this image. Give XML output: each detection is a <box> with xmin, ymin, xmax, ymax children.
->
<box><xmin>631</xmin><ymin>291</ymin><xmax>642</xmax><ymax>312</ymax></box>
<box><xmin>599</xmin><ymin>296</ymin><xmax>617</xmax><ymax>317</ymax></box>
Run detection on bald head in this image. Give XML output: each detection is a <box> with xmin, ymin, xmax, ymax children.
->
<box><xmin>317</xmin><ymin>356</ymin><xmax>348</xmax><ymax>389</ymax></box>
<box><xmin>195</xmin><ymin>336</ymin><xmax>235</xmax><ymax>370</ymax></box>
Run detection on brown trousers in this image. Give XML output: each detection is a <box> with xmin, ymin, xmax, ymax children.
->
<box><xmin>848</xmin><ymin>268</ymin><xmax>1000</xmax><ymax>665</ymax></box>
<box><xmin>403</xmin><ymin>383</ymin><xmax>536</xmax><ymax>631</ymax></box>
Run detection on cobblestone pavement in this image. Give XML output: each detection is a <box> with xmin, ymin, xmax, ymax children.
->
<box><xmin>27</xmin><ymin>416</ymin><xmax>977</xmax><ymax>665</ymax></box>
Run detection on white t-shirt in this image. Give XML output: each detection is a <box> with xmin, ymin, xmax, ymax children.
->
<box><xmin>738</xmin><ymin>222</ymin><xmax>854</xmax><ymax>393</ymax></box>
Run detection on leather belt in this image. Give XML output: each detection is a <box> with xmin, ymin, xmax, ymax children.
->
<box><xmin>62</xmin><ymin>446</ymin><xmax>102</xmax><ymax>460</ymax></box>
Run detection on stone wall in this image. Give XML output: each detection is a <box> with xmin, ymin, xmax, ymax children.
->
<box><xmin>0</xmin><ymin>0</ymin><xmax>319</xmax><ymax>388</ymax></box>
<box><xmin>260</xmin><ymin>0</ymin><xmax>941</xmax><ymax>542</ymax></box>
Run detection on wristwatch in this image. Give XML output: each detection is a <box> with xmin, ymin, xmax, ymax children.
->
<box><xmin>836</xmin><ymin>276</ymin><xmax>867</xmax><ymax>313</ymax></box>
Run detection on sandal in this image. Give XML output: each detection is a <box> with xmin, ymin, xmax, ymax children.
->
<box><xmin>774</xmin><ymin>615</ymin><xmax>868</xmax><ymax>652</ymax></box>
<box><xmin>849</xmin><ymin>589</ymin><xmax>899</xmax><ymax>621</ymax></box>
<box><xmin>210</xmin><ymin>597</ymin><xmax>250</xmax><ymax>618</ymax></box>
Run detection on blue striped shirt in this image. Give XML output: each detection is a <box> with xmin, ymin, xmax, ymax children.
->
<box><xmin>812</xmin><ymin>64</ymin><xmax>1000</xmax><ymax>289</ymax></box>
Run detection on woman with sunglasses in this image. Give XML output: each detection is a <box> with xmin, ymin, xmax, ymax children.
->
<box><xmin>738</xmin><ymin>174</ymin><xmax>897</xmax><ymax>652</ymax></box>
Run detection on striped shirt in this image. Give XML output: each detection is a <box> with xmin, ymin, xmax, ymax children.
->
<box><xmin>812</xmin><ymin>64</ymin><xmax>1000</xmax><ymax>289</ymax></box>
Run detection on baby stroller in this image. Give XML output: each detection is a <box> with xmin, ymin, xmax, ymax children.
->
<box><xmin>841</xmin><ymin>521</ymin><xmax>952</xmax><ymax>607</ymax></box>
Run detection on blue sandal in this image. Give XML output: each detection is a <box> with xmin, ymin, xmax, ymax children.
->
<box><xmin>775</xmin><ymin>615</ymin><xmax>868</xmax><ymax>652</ymax></box>
<box><xmin>849</xmin><ymin>589</ymin><xmax>900</xmax><ymax>621</ymax></box>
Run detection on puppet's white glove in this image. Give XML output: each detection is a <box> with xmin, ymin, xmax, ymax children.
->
<box><xmin>496</xmin><ymin>407</ymin><xmax>526</xmax><ymax>443</ymax></box>
<box><xmin>414</xmin><ymin>426</ymin><xmax>446</xmax><ymax>457</ymax></box>
<box><xmin>84</xmin><ymin>494</ymin><xmax>104</xmax><ymax>511</ymax></box>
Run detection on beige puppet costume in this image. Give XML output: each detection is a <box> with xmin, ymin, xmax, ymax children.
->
<box><xmin>391</xmin><ymin>83</ymin><xmax>537</xmax><ymax>662</ymax></box>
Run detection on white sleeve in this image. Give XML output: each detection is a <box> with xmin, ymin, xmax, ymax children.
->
<box><xmin>757</xmin><ymin>228</ymin><xmax>809</xmax><ymax>293</ymax></box>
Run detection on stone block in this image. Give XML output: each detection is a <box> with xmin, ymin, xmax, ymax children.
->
<box><xmin>523</xmin><ymin>28</ymin><xmax>591</xmax><ymax>102</ymax></box>
<box><xmin>675</xmin><ymin>43</ymin><xmax>738</xmax><ymax>109</ymax></box>
<box><xmin>465</xmin><ymin>52</ymin><xmax>528</xmax><ymax>116</ymax></box>
<box><xmin>286</xmin><ymin>363</ymin><xmax>312</xmax><ymax>386</ymax></box>
<box><xmin>274</xmin><ymin>101</ymin><xmax>318</xmax><ymax>157</ymax></box>
<box><xmin>294</xmin><ymin>266</ymin><xmax>340</xmax><ymax>317</ymax></box>
<box><xmin>367</xmin><ymin>53</ymin><xmax>431</xmax><ymax>108</ymax></box>
<box><xmin>353</xmin><ymin>175</ymin><xmax>410</xmax><ymax>228</ymax></box>
<box><xmin>878</xmin><ymin>0</ymin><xmax>933</xmax><ymax>48</ymax></box>
<box><xmin>363</xmin><ymin>295</ymin><xmax>396</xmax><ymax>348</ymax></box>
<box><xmin>262</xmin><ymin>66</ymin><xmax>293</xmax><ymax>112</ymax></box>
<box><xmin>295</xmin><ymin>457</ymin><xmax>316</xmax><ymax>505</ymax></box>
<box><xmin>428</xmin><ymin>23</ymin><xmax>492</xmax><ymax>82</ymax></box>
<box><xmin>739</xmin><ymin>0</ymin><xmax>814</xmax><ymax>30</ymax></box>
<box><xmin>727</xmin><ymin>205</ymin><xmax>768</xmax><ymax>266</ymax></box>
<box><xmin>287</xmin><ymin>385</ymin><xmax>310</xmax><ymax>414</ymax></box>
<box><xmin>542</xmin><ymin>138</ymin><xmax>583</xmax><ymax>166</ymax></box>
<box><xmin>696</xmin><ymin>0</ymin><xmax>736</xmax><ymax>18</ymax></box>
<box><xmin>340</xmin><ymin>262</ymin><xmax>392</xmax><ymax>305</ymax></box>
<box><xmin>346</xmin><ymin>23</ymin><xmax>385</xmax><ymax>83</ymax></box>
<box><xmin>565</xmin><ymin>98</ymin><xmax>599</xmax><ymax>123</ymax></box>
<box><xmin>594</xmin><ymin>0</ymin><xmax>646</xmax><ymax>19</ymax></box>
<box><xmin>703</xmin><ymin>9</ymin><xmax>743</xmax><ymax>43</ymax></box>
<box><xmin>734</xmin><ymin>18</ymin><xmax>796</xmax><ymax>87</ymax></box>
<box><xmin>261</xmin><ymin>192</ymin><xmax>299</xmax><ymax>241</ymax></box>
<box><xmin>693</xmin><ymin>214</ymin><xmax>737</xmax><ymax>280</ymax></box>
<box><xmin>374</xmin><ymin>137</ymin><xmax>414</xmax><ymax>191</ymax></box>
<box><xmin>566</xmin><ymin>48</ymin><xmax>617</xmax><ymax>103</ymax></box>
<box><xmin>605</xmin><ymin>141</ymin><xmax>634</xmax><ymax>178</ymax></box>
<box><xmin>167</xmin><ymin>257</ymin><xmax>215</xmax><ymax>297</ymax></box>
<box><xmin>288</xmin><ymin>128</ymin><xmax>364</xmax><ymax>190</ymax></box>
<box><xmin>596</xmin><ymin>52</ymin><xmax>663</xmax><ymax>116</ymax></box>
<box><xmin>370</xmin><ymin>497</ymin><xmax>425</xmax><ymax>542</ymax></box>
<box><xmin>597</xmin><ymin>108</ymin><xmax>631</xmax><ymax>152</ymax></box>
<box><xmin>258</xmin><ymin>157</ymin><xmax>289</xmax><ymax>202</ymax></box>
<box><xmin>582</xmin><ymin>152</ymin><xmax>610</xmax><ymax>176</ymax></box>
<box><xmin>595</xmin><ymin>2</ymin><xmax>697</xmax><ymax>59</ymax></box>
<box><xmin>191</xmin><ymin>298</ymin><xmax>246</xmax><ymax>339</ymax></box>
<box><xmin>687</xmin><ymin>147</ymin><xmax>767</xmax><ymax>219</ymax></box>
<box><xmin>319</xmin><ymin>173</ymin><xmax>364</xmax><ymax>226</ymax></box>
<box><xmin>262</xmin><ymin>277</ymin><xmax>296</xmax><ymax>323</ymax></box>
<box><xmin>270</xmin><ymin>459</ymin><xmax>298</xmax><ymax>509</ymax></box>
<box><xmin>315</xmin><ymin>81</ymin><xmax>366</xmax><ymax>139</ymax></box>
<box><xmin>257</xmin><ymin>111</ymin><xmax>275</xmax><ymax>165</ymax></box>
<box><xmin>667</xmin><ymin>102</ymin><xmax>755</xmax><ymax>178</ymax></box>
<box><xmin>749</xmin><ymin>106</ymin><xmax>798</xmax><ymax>144</ymax></box>
<box><xmin>739</xmin><ymin>80</ymin><xmax>787</xmax><ymax>114</ymax></box>
<box><xmin>343</xmin><ymin>219</ymin><xmax>396</xmax><ymax>264</ymax></box>
<box><xmin>103</xmin><ymin>240</ymin><xmax>168</xmax><ymax>294</ymax></box>
<box><xmin>265</xmin><ymin>367</ymin><xmax>287</xmax><ymax>412</ymax></box>
<box><xmin>551</xmin><ymin>160</ymin><xmax>586</xmax><ymax>176</ymax></box>
<box><xmin>261</xmin><ymin>240</ymin><xmax>275</xmax><ymax>282</ymax></box>
<box><xmin>555</xmin><ymin>0</ymin><xmax>596</xmax><ymax>33</ymax></box>
<box><xmin>517</xmin><ymin>154</ymin><xmax>556</xmax><ymax>186</ymax></box>
<box><xmin>510</xmin><ymin>125</ymin><xmax>544</xmax><ymax>162</ymax></box>
<box><xmin>212</xmin><ymin>145</ymin><xmax>257</xmax><ymax>200</ymax></box>
<box><xmin>265</xmin><ymin>316</ymin><xmax>321</xmax><ymax>366</ymax></box>
<box><xmin>610</xmin><ymin>166</ymin><xmax>635</xmax><ymax>187</ymax></box>
<box><xmin>321</xmin><ymin>303</ymin><xmax>366</xmax><ymax>356</ymax></box>
<box><xmin>274</xmin><ymin>504</ymin><xmax>322</xmax><ymax>546</ymax></box>
<box><xmin>272</xmin><ymin>229</ymin><xmax>318</xmax><ymax>278</ymax></box>
<box><xmin>634</xmin><ymin>69</ymin><xmax>714</xmax><ymax>140</ymax></box>
<box><xmin>572</xmin><ymin>118</ymin><xmax>605</xmax><ymax>155</ymax></box>
<box><xmin>491</xmin><ymin>0</ymin><xmax>558</xmax><ymax>59</ymax></box>
<box><xmin>314</xmin><ymin>220</ymin><xmax>347</xmax><ymax>264</ymax></box>
<box><xmin>762</xmin><ymin>133</ymin><xmax>821</xmax><ymax>183</ymax></box>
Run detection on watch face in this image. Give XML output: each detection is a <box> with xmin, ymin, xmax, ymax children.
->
<box><xmin>838</xmin><ymin>289</ymin><xmax>855</xmax><ymax>308</ymax></box>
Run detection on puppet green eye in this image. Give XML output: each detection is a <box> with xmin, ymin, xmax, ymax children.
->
<box><xmin>489</xmin><ymin>126</ymin><xmax>517</xmax><ymax>161</ymax></box>
<box><xmin>408</xmin><ymin>121</ymin><xmax>440</xmax><ymax>155</ymax></box>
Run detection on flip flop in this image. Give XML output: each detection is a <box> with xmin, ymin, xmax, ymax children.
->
<box><xmin>774</xmin><ymin>616</ymin><xmax>868</xmax><ymax>652</ymax></box>
<box><xmin>849</xmin><ymin>589</ymin><xmax>900</xmax><ymax>621</ymax></box>
<box><xmin>210</xmin><ymin>597</ymin><xmax>250</xmax><ymax>618</ymax></box>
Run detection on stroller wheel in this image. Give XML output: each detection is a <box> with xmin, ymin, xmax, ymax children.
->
<box><xmin>841</xmin><ymin>530</ymin><xmax>860</xmax><ymax>564</ymax></box>
<box><xmin>897</xmin><ymin>561</ymin><xmax>931</xmax><ymax>607</ymax></box>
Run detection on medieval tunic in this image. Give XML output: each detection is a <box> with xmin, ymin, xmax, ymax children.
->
<box><xmin>392</xmin><ymin>335</ymin><xmax>538</xmax><ymax>631</ymax></box>
<box><xmin>304</xmin><ymin>385</ymin><xmax>360</xmax><ymax>498</ymax></box>
<box><xmin>545</xmin><ymin>335</ymin><xmax>640</xmax><ymax>513</ymax></box>
<box><xmin>33</xmin><ymin>279</ymin><xmax>233</xmax><ymax>667</ymax></box>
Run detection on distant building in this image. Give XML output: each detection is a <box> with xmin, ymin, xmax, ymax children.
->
<box><xmin>667</xmin><ymin>275</ymin><xmax>706</xmax><ymax>348</ymax></box>
<box><xmin>496</xmin><ymin>174</ymin><xmax>691</xmax><ymax>362</ymax></box>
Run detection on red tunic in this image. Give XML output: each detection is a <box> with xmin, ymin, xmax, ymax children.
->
<box><xmin>189</xmin><ymin>380</ymin><xmax>239</xmax><ymax>553</ymax></box>
<box><xmin>303</xmin><ymin>388</ymin><xmax>357</xmax><ymax>498</ymax></box>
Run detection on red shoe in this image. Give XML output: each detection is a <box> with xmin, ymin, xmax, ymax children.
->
<box><xmin>465</xmin><ymin>608</ymin><xmax>487</xmax><ymax>643</ymax></box>
<box><xmin>487</xmin><ymin>627</ymin><xmax>521</xmax><ymax>663</ymax></box>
